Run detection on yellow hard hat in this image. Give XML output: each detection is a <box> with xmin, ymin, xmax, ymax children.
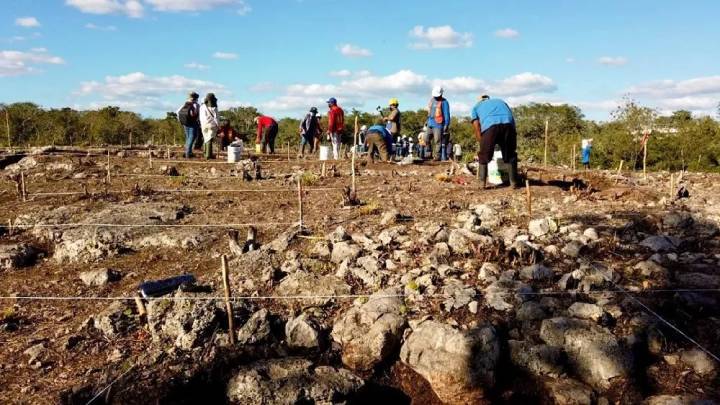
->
<box><xmin>388</xmin><ymin>98</ymin><xmax>399</xmax><ymax>106</ymax></box>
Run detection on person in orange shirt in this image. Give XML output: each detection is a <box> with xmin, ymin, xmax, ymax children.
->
<box><xmin>254</xmin><ymin>115</ymin><xmax>278</xmax><ymax>154</ymax></box>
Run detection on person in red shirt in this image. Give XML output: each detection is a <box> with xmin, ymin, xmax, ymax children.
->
<box><xmin>254</xmin><ymin>115</ymin><xmax>279</xmax><ymax>154</ymax></box>
<box><xmin>326</xmin><ymin>97</ymin><xmax>345</xmax><ymax>160</ymax></box>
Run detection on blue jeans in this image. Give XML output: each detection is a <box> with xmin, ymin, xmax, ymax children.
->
<box><xmin>183</xmin><ymin>125</ymin><xmax>198</xmax><ymax>158</ymax></box>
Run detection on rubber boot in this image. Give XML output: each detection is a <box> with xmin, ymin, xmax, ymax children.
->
<box><xmin>478</xmin><ymin>163</ymin><xmax>488</xmax><ymax>188</ymax></box>
<box><xmin>508</xmin><ymin>160</ymin><xmax>520</xmax><ymax>188</ymax></box>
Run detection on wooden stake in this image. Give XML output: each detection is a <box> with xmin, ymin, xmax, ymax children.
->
<box><xmin>8</xmin><ymin>219</ymin><xmax>13</xmax><ymax>236</ymax></box>
<box><xmin>643</xmin><ymin>140</ymin><xmax>648</xmax><ymax>180</ymax></box>
<box><xmin>149</xmin><ymin>151</ymin><xmax>153</xmax><ymax>169</ymax></box>
<box><xmin>287</xmin><ymin>142</ymin><xmax>290</xmax><ymax>162</ymax></box>
<box><xmin>106</xmin><ymin>149</ymin><xmax>111</xmax><ymax>184</ymax></box>
<box><xmin>617</xmin><ymin>160</ymin><xmax>624</xmax><ymax>174</ymax></box>
<box><xmin>321</xmin><ymin>162</ymin><xmax>326</xmax><ymax>177</ymax></box>
<box><xmin>4</xmin><ymin>108</ymin><xmax>10</xmax><ymax>151</ymax></box>
<box><xmin>134</xmin><ymin>294</ymin><xmax>147</xmax><ymax>318</ymax></box>
<box><xmin>543</xmin><ymin>120</ymin><xmax>549</xmax><ymax>168</ymax></box>
<box><xmin>525</xmin><ymin>179</ymin><xmax>532</xmax><ymax>216</ymax></box>
<box><xmin>221</xmin><ymin>255</ymin><xmax>236</xmax><ymax>345</ymax></box>
<box><xmin>669</xmin><ymin>173</ymin><xmax>674</xmax><ymax>199</ymax></box>
<box><xmin>20</xmin><ymin>171</ymin><xmax>26</xmax><ymax>202</ymax></box>
<box><xmin>297</xmin><ymin>176</ymin><xmax>304</xmax><ymax>228</ymax></box>
<box><xmin>352</xmin><ymin>116</ymin><xmax>358</xmax><ymax>193</ymax></box>
<box><xmin>572</xmin><ymin>144</ymin><xmax>576</xmax><ymax>171</ymax></box>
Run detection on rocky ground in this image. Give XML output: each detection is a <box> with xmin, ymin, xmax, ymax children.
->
<box><xmin>0</xmin><ymin>147</ymin><xmax>719</xmax><ymax>404</ymax></box>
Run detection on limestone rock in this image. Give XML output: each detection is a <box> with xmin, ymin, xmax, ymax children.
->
<box><xmin>568</xmin><ymin>302</ymin><xmax>605</xmax><ymax>322</ymax></box>
<box><xmin>285</xmin><ymin>314</ymin><xmax>320</xmax><ymax>349</ymax></box>
<box><xmin>679</xmin><ymin>349</ymin><xmax>716</xmax><ymax>376</ymax></box>
<box><xmin>544</xmin><ymin>378</ymin><xmax>594</xmax><ymax>405</ymax></box>
<box><xmin>146</xmin><ymin>291</ymin><xmax>219</xmax><ymax>350</ymax></box>
<box><xmin>226</xmin><ymin>358</ymin><xmax>364</xmax><ymax>404</ymax></box>
<box><xmin>540</xmin><ymin>317</ymin><xmax>632</xmax><ymax>389</ymax></box>
<box><xmin>508</xmin><ymin>340</ymin><xmax>563</xmax><ymax>376</ymax></box>
<box><xmin>236</xmin><ymin>309</ymin><xmax>272</xmax><ymax>345</ymax></box>
<box><xmin>447</xmin><ymin>228</ymin><xmax>492</xmax><ymax>255</ymax></box>
<box><xmin>275</xmin><ymin>271</ymin><xmax>351</xmax><ymax>308</ymax></box>
<box><xmin>79</xmin><ymin>268</ymin><xmax>121</xmax><ymax>286</ymax></box>
<box><xmin>400</xmin><ymin>320</ymin><xmax>499</xmax><ymax>403</ymax></box>
<box><xmin>331</xmin><ymin>288</ymin><xmax>406</xmax><ymax>371</ymax></box>
<box><xmin>331</xmin><ymin>241</ymin><xmax>361</xmax><ymax>264</ymax></box>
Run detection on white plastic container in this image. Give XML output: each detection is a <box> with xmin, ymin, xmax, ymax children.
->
<box><xmin>488</xmin><ymin>150</ymin><xmax>507</xmax><ymax>185</ymax></box>
<box><xmin>227</xmin><ymin>142</ymin><xmax>243</xmax><ymax>163</ymax></box>
<box><xmin>319</xmin><ymin>145</ymin><xmax>330</xmax><ymax>161</ymax></box>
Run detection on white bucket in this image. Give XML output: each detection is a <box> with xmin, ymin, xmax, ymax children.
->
<box><xmin>319</xmin><ymin>145</ymin><xmax>330</xmax><ymax>161</ymax></box>
<box><xmin>488</xmin><ymin>150</ymin><xmax>507</xmax><ymax>185</ymax></box>
<box><xmin>227</xmin><ymin>143</ymin><xmax>243</xmax><ymax>163</ymax></box>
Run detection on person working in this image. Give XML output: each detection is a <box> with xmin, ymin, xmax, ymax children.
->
<box><xmin>299</xmin><ymin>107</ymin><xmax>320</xmax><ymax>156</ymax></box>
<box><xmin>365</xmin><ymin>118</ymin><xmax>392</xmax><ymax>163</ymax></box>
<box><xmin>581</xmin><ymin>139</ymin><xmax>593</xmax><ymax>169</ymax></box>
<box><xmin>470</xmin><ymin>95</ymin><xmax>519</xmax><ymax>188</ymax></box>
<box><xmin>177</xmin><ymin>92</ymin><xmax>200</xmax><ymax>159</ymax></box>
<box><xmin>199</xmin><ymin>93</ymin><xmax>219</xmax><ymax>160</ymax></box>
<box><xmin>217</xmin><ymin>120</ymin><xmax>242</xmax><ymax>151</ymax></box>
<box><xmin>384</xmin><ymin>98</ymin><xmax>401</xmax><ymax>142</ymax></box>
<box><xmin>255</xmin><ymin>115</ymin><xmax>278</xmax><ymax>154</ymax></box>
<box><xmin>426</xmin><ymin>86</ymin><xmax>451</xmax><ymax>161</ymax></box>
<box><xmin>326</xmin><ymin>97</ymin><xmax>345</xmax><ymax>160</ymax></box>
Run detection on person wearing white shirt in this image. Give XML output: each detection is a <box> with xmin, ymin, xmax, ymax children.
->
<box><xmin>199</xmin><ymin>93</ymin><xmax>219</xmax><ymax>159</ymax></box>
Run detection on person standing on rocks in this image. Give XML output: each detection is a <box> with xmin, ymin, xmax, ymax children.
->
<box><xmin>199</xmin><ymin>93</ymin><xmax>219</xmax><ymax>160</ymax></box>
<box><xmin>254</xmin><ymin>115</ymin><xmax>279</xmax><ymax>154</ymax></box>
<box><xmin>177</xmin><ymin>92</ymin><xmax>200</xmax><ymax>158</ymax></box>
<box><xmin>326</xmin><ymin>97</ymin><xmax>345</xmax><ymax>160</ymax></box>
<box><xmin>426</xmin><ymin>86</ymin><xmax>451</xmax><ymax>161</ymax></box>
<box><xmin>471</xmin><ymin>95</ymin><xmax>519</xmax><ymax>188</ymax></box>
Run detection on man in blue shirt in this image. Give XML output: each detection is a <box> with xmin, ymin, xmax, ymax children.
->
<box><xmin>365</xmin><ymin>119</ymin><xmax>392</xmax><ymax>163</ymax></box>
<box><xmin>470</xmin><ymin>95</ymin><xmax>519</xmax><ymax>188</ymax></box>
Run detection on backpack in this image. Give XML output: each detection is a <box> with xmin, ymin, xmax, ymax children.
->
<box><xmin>178</xmin><ymin>102</ymin><xmax>196</xmax><ymax>126</ymax></box>
<box><xmin>301</xmin><ymin>113</ymin><xmax>318</xmax><ymax>135</ymax></box>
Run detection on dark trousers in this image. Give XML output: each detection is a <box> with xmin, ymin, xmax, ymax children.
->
<box><xmin>478</xmin><ymin>123</ymin><xmax>517</xmax><ymax>164</ymax></box>
<box><xmin>262</xmin><ymin>124</ymin><xmax>278</xmax><ymax>154</ymax></box>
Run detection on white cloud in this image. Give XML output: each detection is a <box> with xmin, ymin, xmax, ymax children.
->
<box><xmin>184</xmin><ymin>62</ymin><xmax>209</xmax><ymax>70</ymax></box>
<box><xmin>566</xmin><ymin>57</ymin><xmax>575</xmax><ymax>63</ymax></box>
<box><xmin>75</xmin><ymin>72</ymin><xmax>228</xmax><ymax>114</ymax></box>
<box><xmin>15</xmin><ymin>17</ymin><xmax>41</xmax><ymax>28</ymax></box>
<box><xmin>338</xmin><ymin>44</ymin><xmax>372</xmax><ymax>58</ymax></box>
<box><xmin>0</xmin><ymin>49</ymin><xmax>65</xmax><ymax>77</ymax></box>
<box><xmin>144</xmin><ymin>0</ymin><xmax>251</xmax><ymax>14</ymax></box>
<box><xmin>627</xmin><ymin>76</ymin><xmax>720</xmax><ymax>98</ymax></box>
<box><xmin>488</xmin><ymin>72</ymin><xmax>557</xmax><ymax>96</ymax></box>
<box><xmin>329</xmin><ymin>69</ymin><xmax>352</xmax><ymax>78</ymax></box>
<box><xmin>66</xmin><ymin>0</ymin><xmax>144</xmax><ymax>18</ymax></box>
<box><xmin>409</xmin><ymin>25</ymin><xmax>473</xmax><ymax>49</ymax></box>
<box><xmin>85</xmin><ymin>23</ymin><xmax>118</xmax><ymax>31</ymax></box>
<box><xmin>598</xmin><ymin>56</ymin><xmax>628</xmax><ymax>66</ymax></box>
<box><xmin>494</xmin><ymin>28</ymin><xmax>519</xmax><ymax>39</ymax></box>
<box><xmin>213</xmin><ymin>51</ymin><xmax>238</xmax><ymax>60</ymax></box>
<box><xmin>624</xmin><ymin>75</ymin><xmax>720</xmax><ymax>116</ymax></box>
<box><xmin>263</xmin><ymin>69</ymin><xmax>556</xmax><ymax>115</ymax></box>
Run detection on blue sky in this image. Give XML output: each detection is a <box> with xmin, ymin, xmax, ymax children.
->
<box><xmin>2</xmin><ymin>0</ymin><xmax>719</xmax><ymax>120</ymax></box>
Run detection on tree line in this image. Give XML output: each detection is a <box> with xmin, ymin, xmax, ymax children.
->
<box><xmin>1</xmin><ymin>100</ymin><xmax>719</xmax><ymax>172</ymax></box>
